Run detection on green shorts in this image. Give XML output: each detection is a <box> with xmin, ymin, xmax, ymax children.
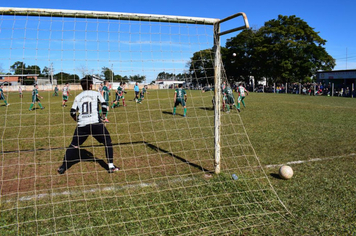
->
<box><xmin>174</xmin><ymin>99</ymin><xmax>186</xmax><ymax>107</ymax></box>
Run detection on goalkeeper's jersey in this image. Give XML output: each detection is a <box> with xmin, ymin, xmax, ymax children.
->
<box><xmin>71</xmin><ymin>90</ymin><xmax>106</xmax><ymax>127</ymax></box>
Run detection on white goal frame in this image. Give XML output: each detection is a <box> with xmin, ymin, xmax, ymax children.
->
<box><xmin>0</xmin><ymin>7</ymin><xmax>249</xmax><ymax>174</ymax></box>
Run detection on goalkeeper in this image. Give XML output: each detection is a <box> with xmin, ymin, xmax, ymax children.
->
<box><xmin>57</xmin><ymin>75</ymin><xmax>119</xmax><ymax>174</ymax></box>
<box><xmin>173</xmin><ymin>83</ymin><xmax>187</xmax><ymax>117</ymax></box>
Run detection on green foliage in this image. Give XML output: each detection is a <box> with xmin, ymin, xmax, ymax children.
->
<box><xmin>129</xmin><ymin>74</ymin><xmax>146</xmax><ymax>83</ymax></box>
<box><xmin>54</xmin><ymin>72</ymin><xmax>80</xmax><ymax>84</ymax></box>
<box><xmin>101</xmin><ymin>66</ymin><xmax>113</xmax><ymax>81</ymax></box>
<box><xmin>156</xmin><ymin>71</ymin><xmax>190</xmax><ymax>81</ymax></box>
<box><xmin>10</xmin><ymin>61</ymin><xmax>42</xmax><ymax>75</ymax></box>
<box><xmin>225</xmin><ymin>15</ymin><xmax>335</xmax><ymax>84</ymax></box>
<box><xmin>188</xmin><ymin>48</ymin><xmax>215</xmax><ymax>85</ymax></box>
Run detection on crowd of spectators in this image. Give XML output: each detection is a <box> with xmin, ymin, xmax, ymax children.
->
<box><xmin>254</xmin><ymin>82</ymin><xmax>355</xmax><ymax>97</ymax></box>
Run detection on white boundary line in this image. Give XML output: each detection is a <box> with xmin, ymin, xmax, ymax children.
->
<box><xmin>265</xmin><ymin>153</ymin><xmax>355</xmax><ymax>168</ymax></box>
<box><xmin>3</xmin><ymin>154</ymin><xmax>355</xmax><ymax>203</ymax></box>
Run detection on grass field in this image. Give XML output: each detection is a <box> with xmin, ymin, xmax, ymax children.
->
<box><xmin>0</xmin><ymin>89</ymin><xmax>355</xmax><ymax>235</ymax></box>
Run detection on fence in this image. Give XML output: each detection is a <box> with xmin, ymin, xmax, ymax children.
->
<box><xmin>252</xmin><ymin>83</ymin><xmax>355</xmax><ymax>98</ymax></box>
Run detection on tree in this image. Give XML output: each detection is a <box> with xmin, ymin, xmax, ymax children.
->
<box><xmin>187</xmin><ymin>48</ymin><xmax>216</xmax><ymax>86</ymax></box>
<box><xmin>10</xmin><ymin>61</ymin><xmax>26</xmax><ymax>74</ymax></box>
<box><xmin>225</xmin><ymin>28</ymin><xmax>265</xmax><ymax>85</ymax></box>
<box><xmin>54</xmin><ymin>72</ymin><xmax>80</xmax><ymax>84</ymax></box>
<box><xmin>102</xmin><ymin>67</ymin><xmax>113</xmax><ymax>81</ymax></box>
<box><xmin>129</xmin><ymin>74</ymin><xmax>146</xmax><ymax>83</ymax></box>
<box><xmin>224</xmin><ymin>15</ymin><xmax>335</xmax><ymax>84</ymax></box>
<box><xmin>10</xmin><ymin>61</ymin><xmax>42</xmax><ymax>75</ymax></box>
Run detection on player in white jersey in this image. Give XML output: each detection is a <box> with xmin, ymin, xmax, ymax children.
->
<box><xmin>237</xmin><ymin>83</ymin><xmax>249</xmax><ymax>111</ymax></box>
<box><xmin>57</xmin><ymin>75</ymin><xmax>119</xmax><ymax>174</ymax></box>
<box><xmin>62</xmin><ymin>83</ymin><xmax>70</xmax><ymax>107</ymax></box>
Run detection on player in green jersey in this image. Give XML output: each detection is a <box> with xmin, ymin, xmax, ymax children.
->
<box><xmin>111</xmin><ymin>82</ymin><xmax>127</xmax><ymax>108</ymax></box>
<box><xmin>223</xmin><ymin>85</ymin><xmax>238</xmax><ymax>113</ymax></box>
<box><xmin>0</xmin><ymin>84</ymin><xmax>10</xmax><ymax>106</ymax></box>
<box><xmin>101</xmin><ymin>80</ymin><xmax>110</xmax><ymax>122</ymax></box>
<box><xmin>237</xmin><ymin>83</ymin><xmax>249</xmax><ymax>110</ymax></box>
<box><xmin>173</xmin><ymin>83</ymin><xmax>187</xmax><ymax>117</ymax></box>
<box><xmin>53</xmin><ymin>85</ymin><xmax>59</xmax><ymax>96</ymax></box>
<box><xmin>29</xmin><ymin>84</ymin><xmax>44</xmax><ymax>110</ymax></box>
<box><xmin>137</xmin><ymin>85</ymin><xmax>148</xmax><ymax>104</ymax></box>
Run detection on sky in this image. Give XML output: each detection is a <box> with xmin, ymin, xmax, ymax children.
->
<box><xmin>0</xmin><ymin>0</ymin><xmax>355</xmax><ymax>82</ymax></box>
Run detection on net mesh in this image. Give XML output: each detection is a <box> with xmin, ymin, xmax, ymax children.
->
<box><xmin>0</xmin><ymin>9</ymin><xmax>288</xmax><ymax>235</ymax></box>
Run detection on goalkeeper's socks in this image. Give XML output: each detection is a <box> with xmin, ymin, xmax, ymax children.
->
<box><xmin>173</xmin><ymin>107</ymin><xmax>176</xmax><ymax>115</ymax></box>
<box><xmin>29</xmin><ymin>103</ymin><xmax>34</xmax><ymax>110</ymax></box>
<box><xmin>226</xmin><ymin>105</ymin><xmax>230</xmax><ymax>111</ymax></box>
<box><xmin>184</xmin><ymin>108</ymin><xmax>187</xmax><ymax>116</ymax></box>
<box><xmin>39</xmin><ymin>103</ymin><xmax>43</xmax><ymax>109</ymax></box>
<box><xmin>237</xmin><ymin>103</ymin><xmax>240</xmax><ymax>109</ymax></box>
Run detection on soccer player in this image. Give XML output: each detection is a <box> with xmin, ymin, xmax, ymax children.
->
<box><xmin>19</xmin><ymin>86</ymin><xmax>23</xmax><ymax>98</ymax></box>
<box><xmin>137</xmin><ymin>85</ymin><xmax>148</xmax><ymax>104</ymax></box>
<box><xmin>173</xmin><ymin>83</ymin><xmax>187</xmax><ymax>117</ymax></box>
<box><xmin>221</xmin><ymin>81</ymin><xmax>226</xmax><ymax>111</ymax></box>
<box><xmin>57</xmin><ymin>75</ymin><xmax>119</xmax><ymax>174</ymax></box>
<box><xmin>134</xmin><ymin>82</ymin><xmax>139</xmax><ymax>102</ymax></box>
<box><xmin>29</xmin><ymin>84</ymin><xmax>44</xmax><ymax>110</ymax></box>
<box><xmin>237</xmin><ymin>83</ymin><xmax>249</xmax><ymax>111</ymax></box>
<box><xmin>111</xmin><ymin>82</ymin><xmax>127</xmax><ymax>108</ymax></box>
<box><xmin>53</xmin><ymin>85</ymin><xmax>59</xmax><ymax>96</ymax></box>
<box><xmin>101</xmin><ymin>80</ymin><xmax>110</xmax><ymax>122</ymax></box>
<box><xmin>62</xmin><ymin>83</ymin><xmax>70</xmax><ymax>107</ymax></box>
<box><xmin>223</xmin><ymin>84</ymin><xmax>238</xmax><ymax>113</ymax></box>
<box><xmin>0</xmin><ymin>84</ymin><xmax>10</xmax><ymax>106</ymax></box>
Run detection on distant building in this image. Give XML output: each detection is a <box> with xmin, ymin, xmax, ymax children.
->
<box><xmin>316</xmin><ymin>69</ymin><xmax>356</xmax><ymax>87</ymax></box>
<box><xmin>0</xmin><ymin>74</ymin><xmax>39</xmax><ymax>85</ymax></box>
<box><xmin>155</xmin><ymin>80</ymin><xmax>184</xmax><ymax>89</ymax></box>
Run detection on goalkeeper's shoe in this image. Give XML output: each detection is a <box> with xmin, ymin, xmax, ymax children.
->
<box><xmin>57</xmin><ymin>167</ymin><xmax>66</xmax><ymax>174</ymax></box>
<box><xmin>108</xmin><ymin>166</ymin><xmax>120</xmax><ymax>173</ymax></box>
<box><xmin>41</xmin><ymin>107</ymin><xmax>45</xmax><ymax>110</ymax></box>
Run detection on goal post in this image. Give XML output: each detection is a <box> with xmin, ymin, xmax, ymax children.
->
<box><xmin>213</xmin><ymin>12</ymin><xmax>249</xmax><ymax>174</ymax></box>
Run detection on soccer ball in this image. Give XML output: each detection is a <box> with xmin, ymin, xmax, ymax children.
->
<box><xmin>279</xmin><ymin>165</ymin><xmax>293</xmax><ymax>180</ymax></box>
<box><xmin>232</xmin><ymin>53</ymin><xmax>236</xmax><ymax>57</ymax></box>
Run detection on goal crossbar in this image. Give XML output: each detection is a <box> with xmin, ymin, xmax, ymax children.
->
<box><xmin>0</xmin><ymin>7</ymin><xmax>219</xmax><ymax>25</ymax></box>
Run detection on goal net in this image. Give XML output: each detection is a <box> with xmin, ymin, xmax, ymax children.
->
<box><xmin>0</xmin><ymin>8</ymin><xmax>289</xmax><ymax>235</ymax></box>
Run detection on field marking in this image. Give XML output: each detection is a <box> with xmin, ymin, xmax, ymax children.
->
<box><xmin>3</xmin><ymin>153</ymin><xmax>355</xmax><ymax>203</ymax></box>
<box><xmin>2</xmin><ymin>177</ymin><xmax>194</xmax><ymax>203</ymax></box>
<box><xmin>264</xmin><ymin>153</ymin><xmax>355</xmax><ymax>168</ymax></box>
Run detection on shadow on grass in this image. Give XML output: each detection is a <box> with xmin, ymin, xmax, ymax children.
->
<box><xmin>162</xmin><ymin>111</ymin><xmax>174</xmax><ymax>115</ymax></box>
<box><xmin>62</xmin><ymin>148</ymin><xmax>109</xmax><ymax>172</ymax></box>
<box><xmin>270</xmin><ymin>173</ymin><xmax>283</xmax><ymax>180</ymax></box>
<box><xmin>144</xmin><ymin>141</ymin><xmax>212</xmax><ymax>174</ymax></box>
<box><xmin>199</xmin><ymin>106</ymin><xmax>214</xmax><ymax>111</ymax></box>
<box><xmin>2</xmin><ymin>140</ymin><xmax>211</xmax><ymax>174</ymax></box>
